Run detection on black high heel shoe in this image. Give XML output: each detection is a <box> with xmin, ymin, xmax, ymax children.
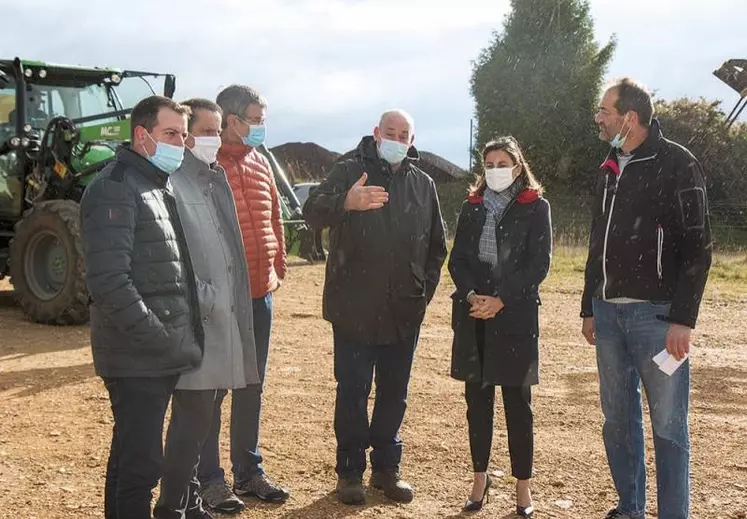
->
<box><xmin>516</xmin><ymin>503</ymin><xmax>534</xmax><ymax>517</ymax></box>
<box><xmin>463</xmin><ymin>475</ymin><xmax>491</xmax><ymax>512</ymax></box>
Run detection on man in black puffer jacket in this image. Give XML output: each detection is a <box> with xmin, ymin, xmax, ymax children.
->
<box><xmin>81</xmin><ymin>96</ymin><xmax>205</xmax><ymax>519</ymax></box>
<box><xmin>581</xmin><ymin>78</ymin><xmax>711</xmax><ymax>519</ymax></box>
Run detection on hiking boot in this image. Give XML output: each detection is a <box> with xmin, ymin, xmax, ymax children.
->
<box><xmin>337</xmin><ymin>475</ymin><xmax>366</xmax><ymax>505</ymax></box>
<box><xmin>604</xmin><ymin>509</ymin><xmax>638</xmax><ymax>519</ymax></box>
<box><xmin>370</xmin><ymin>470</ymin><xmax>414</xmax><ymax>503</ymax></box>
<box><xmin>198</xmin><ymin>480</ymin><xmax>246</xmax><ymax>514</ymax></box>
<box><xmin>234</xmin><ymin>472</ymin><xmax>290</xmax><ymax>503</ymax></box>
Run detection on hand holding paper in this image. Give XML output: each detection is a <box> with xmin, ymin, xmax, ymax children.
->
<box><xmin>653</xmin><ymin>348</ymin><xmax>689</xmax><ymax>376</ymax></box>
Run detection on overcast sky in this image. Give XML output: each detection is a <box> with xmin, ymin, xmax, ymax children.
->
<box><xmin>2</xmin><ymin>0</ymin><xmax>744</xmax><ymax>168</ymax></box>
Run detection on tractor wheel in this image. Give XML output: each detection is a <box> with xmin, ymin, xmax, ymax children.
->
<box><xmin>9</xmin><ymin>200</ymin><xmax>89</xmax><ymax>325</ymax></box>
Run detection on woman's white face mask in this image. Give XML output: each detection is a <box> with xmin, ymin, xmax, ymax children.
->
<box><xmin>485</xmin><ymin>166</ymin><xmax>516</xmax><ymax>192</ymax></box>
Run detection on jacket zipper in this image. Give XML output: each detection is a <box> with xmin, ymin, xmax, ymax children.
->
<box><xmin>601</xmin><ymin>153</ymin><xmax>657</xmax><ymax>300</ymax></box>
<box><xmin>657</xmin><ymin>224</ymin><xmax>664</xmax><ymax>280</ymax></box>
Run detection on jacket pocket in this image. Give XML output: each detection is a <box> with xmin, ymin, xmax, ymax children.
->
<box><xmin>195</xmin><ymin>278</ymin><xmax>217</xmax><ymax>320</ymax></box>
<box><xmin>656</xmin><ymin>225</ymin><xmax>664</xmax><ymax>280</ymax></box>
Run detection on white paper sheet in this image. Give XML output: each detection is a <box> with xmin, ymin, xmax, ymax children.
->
<box><xmin>652</xmin><ymin>348</ymin><xmax>689</xmax><ymax>376</ymax></box>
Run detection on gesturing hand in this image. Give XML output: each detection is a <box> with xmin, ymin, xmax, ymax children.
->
<box><xmin>344</xmin><ymin>172</ymin><xmax>389</xmax><ymax>212</ymax></box>
<box><xmin>469</xmin><ymin>295</ymin><xmax>504</xmax><ymax>320</ymax></box>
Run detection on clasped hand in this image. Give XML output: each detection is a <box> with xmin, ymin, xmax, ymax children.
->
<box><xmin>467</xmin><ymin>293</ymin><xmax>504</xmax><ymax>320</ymax></box>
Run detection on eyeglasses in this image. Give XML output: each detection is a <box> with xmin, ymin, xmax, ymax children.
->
<box><xmin>235</xmin><ymin>115</ymin><xmax>266</xmax><ymax>126</ymax></box>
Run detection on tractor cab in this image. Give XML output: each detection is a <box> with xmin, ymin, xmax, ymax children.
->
<box><xmin>0</xmin><ymin>58</ymin><xmax>175</xmax><ymax>220</ymax></box>
<box><xmin>0</xmin><ymin>57</ymin><xmax>175</xmax><ymax>324</ymax></box>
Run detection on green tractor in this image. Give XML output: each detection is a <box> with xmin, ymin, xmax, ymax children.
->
<box><xmin>0</xmin><ymin>57</ymin><xmax>175</xmax><ymax>324</ymax></box>
<box><xmin>0</xmin><ymin>57</ymin><xmax>324</xmax><ymax>326</ymax></box>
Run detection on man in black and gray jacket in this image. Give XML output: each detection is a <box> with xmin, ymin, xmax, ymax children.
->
<box><xmin>81</xmin><ymin>96</ymin><xmax>204</xmax><ymax>519</ymax></box>
<box><xmin>581</xmin><ymin>78</ymin><xmax>712</xmax><ymax>519</ymax></box>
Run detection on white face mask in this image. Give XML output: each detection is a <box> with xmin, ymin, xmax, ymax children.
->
<box><xmin>190</xmin><ymin>136</ymin><xmax>222</xmax><ymax>165</ymax></box>
<box><xmin>485</xmin><ymin>166</ymin><xmax>516</xmax><ymax>192</ymax></box>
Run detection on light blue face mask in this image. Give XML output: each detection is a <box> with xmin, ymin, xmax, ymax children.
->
<box><xmin>145</xmin><ymin>133</ymin><xmax>184</xmax><ymax>174</ymax></box>
<box><xmin>235</xmin><ymin>119</ymin><xmax>266</xmax><ymax>148</ymax></box>
<box><xmin>378</xmin><ymin>138</ymin><xmax>409</xmax><ymax>164</ymax></box>
<box><xmin>610</xmin><ymin>116</ymin><xmax>632</xmax><ymax>149</ymax></box>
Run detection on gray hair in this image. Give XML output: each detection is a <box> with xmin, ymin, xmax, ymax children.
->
<box><xmin>379</xmin><ymin>108</ymin><xmax>415</xmax><ymax>133</ymax></box>
<box><xmin>216</xmin><ymin>84</ymin><xmax>267</xmax><ymax>128</ymax></box>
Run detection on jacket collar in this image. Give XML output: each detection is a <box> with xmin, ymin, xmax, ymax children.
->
<box><xmin>467</xmin><ymin>188</ymin><xmax>539</xmax><ymax>205</ymax></box>
<box><xmin>116</xmin><ymin>145</ymin><xmax>171</xmax><ymax>188</ymax></box>
<box><xmin>218</xmin><ymin>141</ymin><xmax>253</xmax><ymax>161</ymax></box>
<box><xmin>600</xmin><ymin>118</ymin><xmax>663</xmax><ymax>175</ymax></box>
<box><xmin>180</xmin><ymin>149</ymin><xmax>223</xmax><ymax>178</ymax></box>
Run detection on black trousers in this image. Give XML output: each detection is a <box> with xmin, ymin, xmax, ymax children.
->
<box><xmin>464</xmin><ymin>320</ymin><xmax>534</xmax><ymax>479</ymax></box>
<box><xmin>154</xmin><ymin>390</ymin><xmax>220</xmax><ymax>518</ymax></box>
<box><xmin>103</xmin><ymin>375</ymin><xmax>178</xmax><ymax>519</ymax></box>
<box><xmin>465</xmin><ymin>383</ymin><xmax>533</xmax><ymax>478</ymax></box>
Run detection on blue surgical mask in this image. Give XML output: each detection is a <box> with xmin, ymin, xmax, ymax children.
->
<box><xmin>235</xmin><ymin>121</ymin><xmax>266</xmax><ymax>148</ymax></box>
<box><xmin>378</xmin><ymin>138</ymin><xmax>409</xmax><ymax>164</ymax></box>
<box><xmin>145</xmin><ymin>133</ymin><xmax>184</xmax><ymax>174</ymax></box>
<box><xmin>610</xmin><ymin>116</ymin><xmax>632</xmax><ymax>149</ymax></box>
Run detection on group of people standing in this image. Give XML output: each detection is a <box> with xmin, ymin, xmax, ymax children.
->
<box><xmin>81</xmin><ymin>76</ymin><xmax>711</xmax><ymax>519</ymax></box>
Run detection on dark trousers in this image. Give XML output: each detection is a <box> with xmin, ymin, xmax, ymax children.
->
<box><xmin>154</xmin><ymin>390</ymin><xmax>220</xmax><ymax>518</ymax></box>
<box><xmin>465</xmin><ymin>319</ymin><xmax>533</xmax><ymax>479</ymax></box>
<box><xmin>103</xmin><ymin>375</ymin><xmax>178</xmax><ymax>519</ymax></box>
<box><xmin>198</xmin><ymin>294</ymin><xmax>272</xmax><ymax>485</ymax></box>
<box><xmin>465</xmin><ymin>383</ymin><xmax>533</xmax><ymax>479</ymax></box>
<box><xmin>333</xmin><ymin>328</ymin><xmax>418</xmax><ymax>478</ymax></box>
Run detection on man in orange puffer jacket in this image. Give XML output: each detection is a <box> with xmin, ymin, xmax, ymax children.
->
<box><xmin>196</xmin><ymin>84</ymin><xmax>289</xmax><ymax>514</ymax></box>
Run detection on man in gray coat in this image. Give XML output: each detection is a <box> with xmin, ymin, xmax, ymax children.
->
<box><xmin>153</xmin><ymin>99</ymin><xmax>259</xmax><ymax>519</ymax></box>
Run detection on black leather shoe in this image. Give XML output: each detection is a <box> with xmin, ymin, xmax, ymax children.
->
<box><xmin>463</xmin><ymin>475</ymin><xmax>491</xmax><ymax>512</ymax></box>
<box><xmin>517</xmin><ymin>503</ymin><xmax>534</xmax><ymax>517</ymax></box>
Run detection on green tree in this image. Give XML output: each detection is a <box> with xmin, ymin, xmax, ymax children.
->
<box><xmin>655</xmin><ymin>97</ymin><xmax>747</xmax><ymax>208</ymax></box>
<box><xmin>471</xmin><ymin>0</ymin><xmax>615</xmax><ymax>190</ymax></box>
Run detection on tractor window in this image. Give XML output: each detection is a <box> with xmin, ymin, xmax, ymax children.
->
<box><xmin>39</xmin><ymin>84</ymin><xmax>117</xmax><ymax>128</ymax></box>
<box><xmin>0</xmin><ymin>84</ymin><xmax>15</xmax><ymax>125</ymax></box>
<box><xmin>115</xmin><ymin>76</ymin><xmax>161</xmax><ymax>110</ymax></box>
<box><xmin>0</xmin><ymin>81</ymin><xmax>16</xmax><ymax>145</ymax></box>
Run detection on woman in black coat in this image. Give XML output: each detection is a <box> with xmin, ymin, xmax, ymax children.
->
<box><xmin>448</xmin><ymin>137</ymin><xmax>552</xmax><ymax>517</ymax></box>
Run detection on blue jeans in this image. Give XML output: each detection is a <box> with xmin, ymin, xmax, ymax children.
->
<box><xmin>333</xmin><ymin>328</ymin><xmax>418</xmax><ymax>478</ymax></box>
<box><xmin>593</xmin><ymin>299</ymin><xmax>690</xmax><ymax>519</ymax></box>
<box><xmin>198</xmin><ymin>293</ymin><xmax>273</xmax><ymax>485</ymax></box>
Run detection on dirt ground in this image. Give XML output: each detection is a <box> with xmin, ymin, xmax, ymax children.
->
<box><xmin>1</xmin><ymin>261</ymin><xmax>746</xmax><ymax>519</ymax></box>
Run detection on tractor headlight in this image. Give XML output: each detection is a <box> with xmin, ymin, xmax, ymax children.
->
<box><xmin>20</xmin><ymin>137</ymin><xmax>30</xmax><ymax>147</ymax></box>
<box><xmin>110</xmin><ymin>73</ymin><xmax>121</xmax><ymax>84</ymax></box>
<box><xmin>23</xmin><ymin>124</ymin><xmax>32</xmax><ymax>133</ymax></box>
<box><xmin>9</xmin><ymin>137</ymin><xmax>20</xmax><ymax>148</ymax></box>
<box><xmin>38</xmin><ymin>69</ymin><xmax>47</xmax><ymax>78</ymax></box>
<box><xmin>24</xmin><ymin>68</ymin><xmax>33</xmax><ymax>78</ymax></box>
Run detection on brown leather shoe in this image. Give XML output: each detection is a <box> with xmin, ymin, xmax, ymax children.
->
<box><xmin>370</xmin><ymin>470</ymin><xmax>414</xmax><ymax>503</ymax></box>
<box><xmin>337</xmin><ymin>476</ymin><xmax>366</xmax><ymax>505</ymax></box>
